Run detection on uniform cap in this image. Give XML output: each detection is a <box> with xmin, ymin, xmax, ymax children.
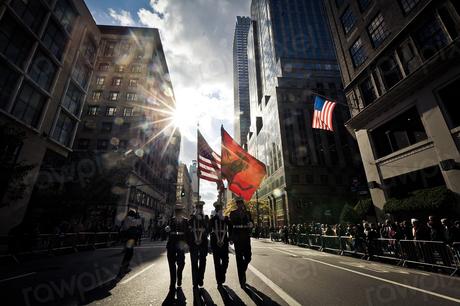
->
<box><xmin>213</xmin><ymin>201</ymin><xmax>224</xmax><ymax>208</ymax></box>
<box><xmin>195</xmin><ymin>201</ymin><xmax>205</xmax><ymax>208</ymax></box>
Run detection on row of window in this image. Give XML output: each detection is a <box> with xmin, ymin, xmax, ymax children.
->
<box><xmin>87</xmin><ymin>105</ymin><xmax>136</xmax><ymax>117</ymax></box>
<box><xmin>77</xmin><ymin>138</ymin><xmax>128</xmax><ymax>151</ymax></box>
<box><xmin>0</xmin><ymin>0</ymin><xmax>79</xmax><ymax>135</ymax></box>
<box><xmin>95</xmin><ymin>76</ymin><xmax>139</xmax><ymax>87</ymax></box>
<box><xmin>0</xmin><ymin>0</ymin><xmax>77</xmax><ymax>70</ymax></box>
<box><xmin>340</xmin><ymin>0</ymin><xmax>420</xmax><ymax>36</ymax></box>
<box><xmin>348</xmin><ymin>12</ymin><xmax>390</xmax><ymax>67</ymax></box>
<box><xmin>102</xmin><ymin>40</ymin><xmax>146</xmax><ymax>59</ymax></box>
<box><xmin>368</xmin><ymin>76</ymin><xmax>460</xmax><ymax>159</ymax></box>
<box><xmin>351</xmin><ymin>11</ymin><xmax>457</xmax><ymax>110</ymax></box>
<box><xmin>129</xmin><ymin>187</ymin><xmax>161</xmax><ymax>210</ymax></box>
<box><xmin>83</xmin><ymin>121</ymin><xmax>133</xmax><ymax>133</ymax></box>
<box><xmin>352</xmin><ymin>6</ymin><xmax>456</xmax><ymax>68</ymax></box>
<box><xmin>92</xmin><ymin>91</ymin><xmax>139</xmax><ymax>102</ymax></box>
<box><xmin>98</xmin><ymin>62</ymin><xmax>143</xmax><ymax>73</ymax></box>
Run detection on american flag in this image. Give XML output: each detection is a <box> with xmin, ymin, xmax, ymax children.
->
<box><xmin>197</xmin><ymin>130</ymin><xmax>222</xmax><ymax>185</ymax></box>
<box><xmin>312</xmin><ymin>96</ymin><xmax>336</xmax><ymax>131</ymax></box>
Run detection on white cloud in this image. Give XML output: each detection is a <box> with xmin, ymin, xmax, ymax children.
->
<box><xmin>108</xmin><ymin>8</ymin><xmax>135</xmax><ymax>26</ymax></box>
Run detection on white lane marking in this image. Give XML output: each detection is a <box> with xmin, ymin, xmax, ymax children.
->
<box><xmin>272</xmin><ymin>248</ymin><xmax>460</xmax><ymax>304</ymax></box>
<box><xmin>0</xmin><ymin>272</ymin><xmax>36</xmax><ymax>283</ymax></box>
<box><xmin>120</xmin><ymin>263</ymin><xmax>156</xmax><ymax>284</ymax></box>
<box><xmin>248</xmin><ymin>264</ymin><xmax>302</xmax><ymax>306</ymax></box>
<box><xmin>339</xmin><ymin>261</ymin><xmax>391</xmax><ymax>273</ymax></box>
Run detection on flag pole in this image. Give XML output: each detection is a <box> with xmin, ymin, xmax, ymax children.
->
<box><xmin>197</xmin><ymin>122</ymin><xmax>200</xmax><ymax>210</ymax></box>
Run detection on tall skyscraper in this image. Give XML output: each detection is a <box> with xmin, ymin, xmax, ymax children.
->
<box><xmin>0</xmin><ymin>0</ymin><xmax>100</xmax><ymax>234</ymax></box>
<box><xmin>233</xmin><ymin>16</ymin><xmax>252</xmax><ymax>149</ymax></box>
<box><xmin>189</xmin><ymin>160</ymin><xmax>199</xmax><ymax>206</ymax></box>
<box><xmin>324</xmin><ymin>0</ymin><xmax>460</xmax><ymax>214</ymax></box>
<box><xmin>177</xmin><ymin>163</ymin><xmax>193</xmax><ymax>217</ymax></box>
<box><xmin>247</xmin><ymin>0</ymin><xmax>364</xmax><ymax>226</ymax></box>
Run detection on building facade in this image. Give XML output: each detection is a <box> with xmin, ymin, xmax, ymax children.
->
<box><xmin>233</xmin><ymin>16</ymin><xmax>252</xmax><ymax>149</ymax></box>
<box><xmin>247</xmin><ymin>0</ymin><xmax>364</xmax><ymax>226</ymax></box>
<box><xmin>189</xmin><ymin>160</ymin><xmax>199</xmax><ymax>206</ymax></box>
<box><xmin>177</xmin><ymin>163</ymin><xmax>193</xmax><ymax>217</ymax></box>
<box><xmin>324</xmin><ymin>0</ymin><xmax>460</xmax><ymax>214</ymax></box>
<box><xmin>72</xmin><ymin>25</ymin><xmax>180</xmax><ymax>229</ymax></box>
<box><xmin>0</xmin><ymin>0</ymin><xmax>100</xmax><ymax>234</ymax></box>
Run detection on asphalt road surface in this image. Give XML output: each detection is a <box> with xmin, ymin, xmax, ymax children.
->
<box><xmin>1</xmin><ymin>239</ymin><xmax>460</xmax><ymax>305</ymax></box>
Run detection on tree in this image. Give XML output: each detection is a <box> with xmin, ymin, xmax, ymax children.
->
<box><xmin>354</xmin><ymin>198</ymin><xmax>374</xmax><ymax>219</ymax></box>
<box><xmin>0</xmin><ymin>125</ymin><xmax>35</xmax><ymax>207</ymax></box>
<box><xmin>383</xmin><ymin>186</ymin><xmax>459</xmax><ymax>218</ymax></box>
<box><xmin>340</xmin><ymin>204</ymin><xmax>360</xmax><ymax>224</ymax></box>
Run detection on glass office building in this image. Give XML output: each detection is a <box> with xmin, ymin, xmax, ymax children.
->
<box><xmin>246</xmin><ymin>0</ymin><xmax>364</xmax><ymax>226</ymax></box>
<box><xmin>233</xmin><ymin>16</ymin><xmax>252</xmax><ymax>149</ymax></box>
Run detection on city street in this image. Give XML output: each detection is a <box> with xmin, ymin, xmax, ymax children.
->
<box><xmin>1</xmin><ymin>239</ymin><xmax>460</xmax><ymax>306</ymax></box>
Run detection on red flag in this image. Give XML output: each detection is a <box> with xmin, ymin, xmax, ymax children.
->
<box><xmin>221</xmin><ymin>127</ymin><xmax>266</xmax><ymax>201</ymax></box>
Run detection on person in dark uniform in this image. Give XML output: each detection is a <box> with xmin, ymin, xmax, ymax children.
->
<box><xmin>209</xmin><ymin>200</ymin><xmax>232</xmax><ymax>288</ymax></box>
<box><xmin>229</xmin><ymin>197</ymin><xmax>253</xmax><ymax>288</ymax></box>
<box><xmin>165</xmin><ymin>204</ymin><xmax>189</xmax><ymax>293</ymax></box>
<box><xmin>188</xmin><ymin>201</ymin><xmax>208</xmax><ymax>288</ymax></box>
<box><xmin>118</xmin><ymin>209</ymin><xmax>141</xmax><ymax>276</ymax></box>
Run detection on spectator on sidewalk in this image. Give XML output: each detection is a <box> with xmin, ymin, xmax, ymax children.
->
<box><xmin>412</xmin><ymin>219</ymin><xmax>430</xmax><ymax>240</ymax></box>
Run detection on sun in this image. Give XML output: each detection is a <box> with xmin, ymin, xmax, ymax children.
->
<box><xmin>171</xmin><ymin>98</ymin><xmax>201</xmax><ymax>136</ymax></box>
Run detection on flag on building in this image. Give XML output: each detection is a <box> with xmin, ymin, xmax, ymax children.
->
<box><xmin>221</xmin><ymin>127</ymin><xmax>266</xmax><ymax>201</ymax></box>
<box><xmin>197</xmin><ymin>130</ymin><xmax>223</xmax><ymax>187</ymax></box>
<box><xmin>312</xmin><ymin>96</ymin><xmax>336</xmax><ymax>131</ymax></box>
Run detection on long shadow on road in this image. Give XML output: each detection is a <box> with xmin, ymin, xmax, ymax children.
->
<box><xmin>2</xmin><ymin>244</ymin><xmax>165</xmax><ymax>306</ymax></box>
<box><xmin>219</xmin><ymin>286</ymin><xmax>246</xmax><ymax>306</ymax></box>
<box><xmin>243</xmin><ymin>284</ymin><xmax>281</xmax><ymax>306</ymax></box>
<box><xmin>162</xmin><ymin>287</ymin><xmax>187</xmax><ymax>306</ymax></box>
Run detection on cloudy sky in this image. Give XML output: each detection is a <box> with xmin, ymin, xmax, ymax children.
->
<box><xmin>85</xmin><ymin>0</ymin><xmax>251</xmax><ymax>213</ymax></box>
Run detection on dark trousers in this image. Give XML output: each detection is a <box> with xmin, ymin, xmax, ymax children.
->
<box><xmin>234</xmin><ymin>238</ymin><xmax>251</xmax><ymax>285</ymax></box>
<box><xmin>121</xmin><ymin>247</ymin><xmax>134</xmax><ymax>269</ymax></box>
<box><xmin>167</xmin><ymin>247</ymin><xmax>185</xmax><ymax>289</ymax></box>
<box><xmin>212</xmin><ymin>245</ymin><xmax>229</xmax><ymax>284</ymax></box>
<box><xmin>190</xmin><ymin>245</ymin><xmax>207</xmax><ymax>287</ymax></box>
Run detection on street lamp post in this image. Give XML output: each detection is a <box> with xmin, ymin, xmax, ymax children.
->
<box><xmin>256</xmin><ymin>189</ymin><xmax>260</xmax><ymax>227</ymax></box>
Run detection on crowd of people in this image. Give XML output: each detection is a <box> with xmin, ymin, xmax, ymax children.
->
<box><xmin>268</xmin><ymin>216</ymin><xmax>460</xmax><ymax>245</ymax></box>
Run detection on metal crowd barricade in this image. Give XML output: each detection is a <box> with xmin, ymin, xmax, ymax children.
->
<box><xmin>372</xmin><ymin>238</ymin><xmax>402</xmax><ymax>263</ymax></box>
<box><xmin>0</xmin><ymin>235</ymin><xmax>19</xmax><ymax>264</ymax></box>
<box><xmin>399</xmin><ymin>240</ymin><xmax>458</xmax><ymax>275</ymax></box>
<box><xmin>339</xmin><ymin>236</ymin><xmax>367</xmax><ymax>258</ymax></box>
<box><xmin>453</xmin><ymin>243</ymin><xmax>460</xmax><ymax>275</ymax></box>
<box><xmin>1</xmin><ymin>232</ymin><xmax>121</xmax><ymax>264</ymax></box>
<box><xmin>52</xmin><ymin>233</ymin><xmax>78</xmax><ymax>252</ymax></box>
<box><xmin>76</xmin><ymin>232</ymin><xmax>92</xmax><ymax>249</ymax></box>
<box><xmin>339</xmin><ymin>236</ymin><xmax>354</xmax><ymax>254</ymax></box>
<box><xmin>321</xmin><ymin>235</ymin><xmax>341</xmax><ymax>253</ymax></box>
<box><xmin>308</xmin><ymin>234</ymin><xmax>322</xmax><ymax>250</ymax></box>
<box><xmin>94</xmin><ymin>232</ymin><xmax>110</xmax><ymax>248</ymax></box>
<box><xmin>297</xmin><ymin>233</ymin><xmax>309</xmax><ymax>247</ymax></box>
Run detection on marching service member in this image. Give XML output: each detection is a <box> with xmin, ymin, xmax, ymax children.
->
<box><xmin>165</xmin><ymin>204</ymin><xmax>189</xmax><ymax>293</ymax></box>
<box><xmin>229</xmin><ymin>197</ymin><xmax>253</xmax><ymax>288</ymax></box>
<box><xmin>209</xmin><ymin>200</ymin><xmax>232</xmax><ymax>288</ymax></box>
<box><xmin>188</xmin><ymin>201</ymin><xmax>209</xmax><ymax>288</ymax></box>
